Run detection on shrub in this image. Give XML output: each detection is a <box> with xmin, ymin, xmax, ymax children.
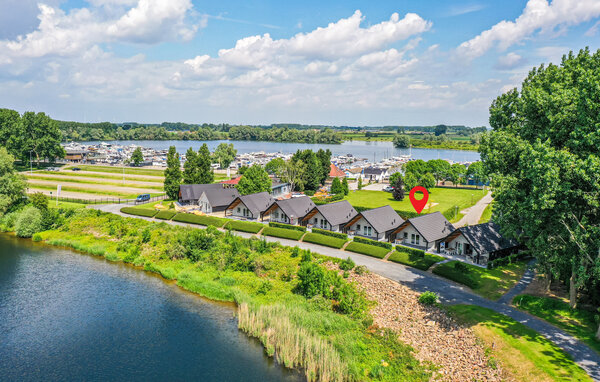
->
<box><xmin>225</xmin><ymin>220</ymin><xmax>264</xmax><ymax>233</ymax></box>
<box><xmin>388</xmin><ymin>250</ymin><xmax>444</xmax><ymax>271</ymax></box>
<box><xmin>345</xmin><ymin>242</ymin><xmax>389</xmax><ymax>259</ymax></box>
<box><xmin>454</xmin><ymin>261</ymin><xmax>468</xmax><ymax>272</ymax></box>
<box><xmin>29</xmin><ymin>192</ymin><xmax>48</xmax><ymax>211</ymax></box>
<box><xmin>120</xmin><ymin>207</ymin><xmax>157</xmax><ymax>218</ymax></box>
<box><xmin>257</xmin><ymin>280</ymin><xmax>273</xmax><ymax>295</ymax></box>
<box><xmin>0</xmin><ymin>211</ymin><xmax>19</xmax><ymax>232</ymax></box>
<box><xmin>262</xmin><ymin>226</ymin><xmax>304</xmax><ymax>240</ymax></box>
<box><xmin>296</xmin><ymin>262</ymin><xmax>327</xmax><ymax>298</ymax></box>
<box><xmin>339</xmin><ymin>257</ymin><xmax>355</xmax><ymax>271</ymax></box>
<box><xmin>141</xmin><ymin>228</ymin><xmax>151</xmax><ymax>243</ymax></box>
<box><xmin>15</xmin><ymin>206</ymin><xmax>43</xmax><ymax>238</ymax></box>
<box><xmin>312</xmin><ymin>228</ymin><xmax>347</xmax><ymax>240</ymax></box>
<box><xmin>302</xmin><ymin>232</ymin><xmax>347</xmax><ymax>249</ymax></box>
<box><xmin>172</xmin><ymin>213</ymin><xmax>228</xmax><ymax>227</ymax></box>
<box><xmin>418</xmin><ymin>291</ymin><xmax>438</xmax><ymax>305</ymax></box>
<box><xmin>395</xmin><ymin>245</ymin><xmax>426</xmax><ymax>257</ymax></box>
<box><xmin>432</xmin><ymin>261</ymin><xmax>479</xmax><ymax>289</ymax></box>
<box><xmin>333</xmin><ymin>283</ymin><xmax>368</xmax><ymax>318</ymax></box>
<box><xmin>301</xmin><ymin>250</ymin><xmax>312</xmax><ymax>263</ymax></box>
<box><xmin>32</xmin><ymin>233</ymin><xmax>43</xmax><ymax>242</ymax></box>
<box><xmin>353</xmin><ymin>236</ymin><xmax>392</xmax><ymax>250</ymax></box>
<box><xmin>291</xmin><ymin>246</ymin><xmax>300</xmax><ymax>258</ymax></box>
<box><xmin>268</xmin><ymin>222</ymin><xmax>306</xmax><ymax>232</ymax></box>
<box><xmin>155</xmin><ymin>210</ymin><xmax>176</xmax><ymax>220</ymax></box>
<box><xmin>354</xmin><ymin>265</ymin><xmax>368</xmax><ymax>275</ymax></box>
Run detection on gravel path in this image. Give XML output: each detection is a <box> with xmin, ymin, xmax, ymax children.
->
<box><xmin>89</xmin><ymin>204</ymin><xmax>600</xmax><ymax>380</ymax></box>
<box><xmin>455</xmin><ymin>191</ymin><xmax>493</xmax><ymax>227</ymax></box>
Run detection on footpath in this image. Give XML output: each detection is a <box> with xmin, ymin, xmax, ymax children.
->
<box><xmin>90</xmin><ymin>204</ymin><xmax>600</xmax><ymax>380</ymax></box>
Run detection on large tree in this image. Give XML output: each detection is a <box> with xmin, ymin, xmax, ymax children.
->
<box><xmin>0</xmin><ymin>147</ymin><xmax>26</xmax><ymax>214</ymax></box>
<box><xmin>403</xmin><ymin>159</ymin><xmax>429</xmax><ymax>180</ymax></box>
<box><xmin>466</xmin><ymin>161</ymin><xmax>486</xmax><ymax>187</ymax></box>
<box><xmin>197</xmin><ymin>143</ymin><xmax>214</xmax><ymax>184</ymax></box>
<box><xmin>480</xmin><ymin>48</ymin><xmax>600</xmax><ymax>315</ymax></box>
<box><xmin>393</xmin><ymin>134</ymin><xmax>410</xmax><ymax>148</ymax></box>
<box><xmin>183</xmin><ymin>147</ymin><xmax>200</xmax><ymax>184</ymax></box>
<box><xmin>292</xmin><ymin>150</ymin><xmax>322</xmax><ymax>191</ymax></box>
<box><xmin>427</xmin><ymin>159</ymin><xmax>451</xmax><ymax>185</ymax></box>
<box><xmin>277</xmin><ymin>159</ymin><xmax>305</xmax><ymax>192</ymax></box>
<box><xmin>15</xmin><ymin>112</ymin><xmax>64</xmax><ymax>165</ymax></box>
<box><xmin>130</xmin><ymin>147</ymin><xmax>143</xmax><ymax>166</ymax></box>
<box><xmin>164</xmin><ymin>146</ymin><xmax>181</xmax><ymax>199</ymax></box>
<box><xmin>237</xmin><ymin>165</ymin><xmax>272</xmax><ymax>195</ymax></box>
<box><xmin>0</xmin><ymin>108</ymin><xmax>21</xmax><ymax>156</ymax></box>
<box><xmin>213</xmin><ymin>143</ymin><xmax>237</xmax><ymax>169</ymax></box>
<box><xmin>316</xmin><ymin>149</ymin><xmax>332</xmax><ymax>185</ymax></box>
<box><xmin>448</xmin><ymin>163</ymin><xmax>467</xmax><ymax>187</ymax></box>
<box><xmin>392</xmin><ymin>176</ymin><xmax>405</xmax><ymax>201</ymax></box>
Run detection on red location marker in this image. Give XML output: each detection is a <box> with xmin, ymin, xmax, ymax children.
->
<box><xmin>409</xmin><ymin>186</ymin><xmax>429</xmax><ymax>214</ymax></box>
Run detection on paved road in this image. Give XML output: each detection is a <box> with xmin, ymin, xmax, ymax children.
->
<box><xmin>90</xmin><ymin>204</ymin><xmax>600</xmax><ymax>380</ymax></box>
<box><xmin>455</xmin><ymin>190</ymin><xmax>493</xmax><ymax>227</ymax></box>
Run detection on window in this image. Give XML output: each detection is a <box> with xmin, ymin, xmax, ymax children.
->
<box><xmin>314</xmin><ymin>218</ymin><xmax>318</xmax><ymax>224</ymax></box>
<box><xmin>237</xmin><ymin>207</ymin><xmax>240</xmax><ymax>213</ymax></box>
<box><xmin>364</xmin><ymin>226</ymin><xmax>371</xmax><ymax>236</ymax></box>
<box><xmin>411</xmin><ymin>234</ymin><xmax>415</xmax><ymax>244</ymax></box>
<box><xmin>415</xmin><ymin>235</ymin><xmax>420</xmax><ymax>245</ymax></box>
<box><xmin>403</xmin><ymin>232</ymin><xmax>408</xmax><ymax>240</ymax></box>
<box><xmin>274</xmin><ymin>211</ymin><xmax>279</xmax><ymax>219</ymax></box>
<box><xmin>357</xmin><ymin>224</ymin><xmax>361</xmax><ymax>230</ymax></box>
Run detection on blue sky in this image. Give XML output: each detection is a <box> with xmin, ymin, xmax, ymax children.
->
<box><xmin>0</xmin><ymin>0</ymin><xmax>599</xmax><ymax>126</ymax></box>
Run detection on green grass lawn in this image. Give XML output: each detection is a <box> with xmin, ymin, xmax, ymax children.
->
<box><xmin>479</xmin><ymin>202</ymin><xmax>493</xmax><ymax>224</ymax></box>
<box><xmin>433</xmin><ymin>260</ymin><xmax>528</xmax><ymax>300</ymax></box>
<box><xmin>29</xmin><ymin>183</ymin><xmax>164</xmax><ymax>199</ymax></box>
<box><xmin>262</xmin><ymin>226</ymin><xmax>305</xmax><ymax>241</ymax></box>
<box><xmin>387</xmin><ymin>250</ymin><xmax>445</xmax><ymax>270</ymax></box>
<box><xmin>344</xmin><ymin>188</ymin><xmax>487</xmax><ymax>215</ymax></box>
<box><xmin>513</xmin><ymin>294</ymin><xmax>600</xmax><ymax>355</ymax></box>
<box><xmin>344</xmin><ymin>242</ymin><xmax>390</xmax><ymax>259</ymax></box>
<box><xmin>65</xmin><ymin>165</ymin><xmax>166</xmax><ymax>176</ymax></box>
<box><xmin>48</xmin><ymin>200</ymin><xmax>88</xmax><ymax>209</ymax></box>
<box><xmin>25</xmin><ymin>174</ymin><xmax>164</xmax><ymax>190</ymax></box>
<box><xmin>302</xmin><ymin>232</ymin><xmax>347</xmax><ymax>249</ymax></box>
<box><xmin>136</xmin><ymin>199</ymin><xmax>175</xmax><ymax>210</ymax></box>
<box><xmin>447</xmin><ymin>305</ymin><xmax>592</xmax><ymax>382</ymax></box>
<box><xmin>29</xmin><ymin>170</ymin><xmax>165</xmax><ymax>182</ymax></box>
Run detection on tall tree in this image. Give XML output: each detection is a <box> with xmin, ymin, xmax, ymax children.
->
<box><xmin>393</xmin><ymin>134</ymin><xmax>410</xmax><ymax>148</ymax></box>
<box><xmin>330</xmin><ymin>177</ymin><xmax>343</xmax><ymax>194</ymax></box>
<box><xmin>448</xmin><ymin>163</ymin><xmax>466</xmax><ymax>187</ymax></box>
<box><xmin>265</xmin><ymin>158</ymin><xmax>285</xmax><ymax>174</ymax></box>
<box><xmin>130</xmin><ymin>147</ymin><xmax>143</xmax><ymax>166</ymax></box>
<box><xmin>341</xmin><ymin>177</ymin><xmax>349</xmax><ymax>196</ymax></box>
<box><xmin>237</xmin><ymin>165</ymin><xmax>272</xmax><ymax>195</ymax></box>
<box><xmin>392</xmin><ymin>176</ymin><xmax>405</xmax><ymax>201</ymax></box>
<box><xmin>434</xmin><ymin>125</ymin><xmax>448</xmax><ymax>136</ymax></box>
<box><xmin>164</xmin><ymin>146</ymin><xmax>182</xmax><ymax>199</ymax></box>
<box><xmin>16</xmin><ymin>112</ymin><xmax>64</xmax><ymax>165</ymax></box>
<box><xmin>183</xmin><ymin>147</ymin><xmax>200</xmax><ymax>184</ymax></box>
<box><xmin>292</xmin><ymin>150</ymin><xmax>321</xmax><ymax>191</ymax></box>
<box><xmin>0</xmin><ymin>109</ymin><xmax>21</xmax><ymax>156</ymax></box>
<box><xmin>316</xmin><ymin>149</ymin><xmax>332</xmax><ymax>185</ymax></box>
<box><xmin>0</xmin><ymin>147</ymin><xmax>26</xmax><ymax>214</ymax></box>
<box><xmin>404</xmin><ymin>173</ymin><xmax>418</xmax><ymax>191</ymax></box>
<box><xmin>197</xmin><ymin>143</ymin><xmax>214</xmax><ymax>184</ymax></box>
<box><xmin>419</xmin><ymin>173</ymin><xmax>436</xmax><ymax>191</ymax></box>
<box><xmin>480</xmin><ymin>48</ymin><xmax>600</xmax><ymax>313</ymax></box>
<box><xmin>427</xmin><ymin>159</ymin><xmax>451</xmax><ymax>185</ymax></box>
<box><xmin>213</xmin><ymin>143</ymin><xmax>237</xmax><ymax>169</ymax></box>
<box><xmin>466</xmin><ymin>161</ymin><xmax>486</xmax><ymax>188</ymax></box>
<box><xmin>278</xmin><ymin>159</ymin><xmax>305</xmax><ymax>192</ymax></box>
<box><xmin>403</xmin><ymin>159</ymin><xmax>429</xmax><ymax>180</ymax></box>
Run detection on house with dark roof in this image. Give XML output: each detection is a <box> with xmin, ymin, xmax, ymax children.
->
<box><xmin>344</xmin><ymin>206</ymin><xmax>404</xmax><ymax>241</ymax></box>
<box><xmin>387</xmin><ymin>212</ymin><xmax>455</xmax><ymax>251</ymax></box>
<box><xmin>442</xmin><ymin>222</ymin><xmax>520</xmax><ymax>265</ymax></box>
<box><xmin>271</xmin><ymin>181</ymin><xmax>291</xmax><ymax>198</ymax></box>
<box><xmin>225</xmin><ymin>192</ymin><xmax>275</xmax><ymax>221</ymax></box>
<box><xmin>301</xmin><ymin>200</ymin><xmax>357</xmax><ymax>232</ymax></box>
<box><xmin>362</xmin><ymin>167</ymin><xmax>388</xmax><ymax>183</ymax></box>
<box><xmin>263</xmin><ymin>196</ymin><xmax>316</xmax><ymax>225</ymax></box>
<box><xmin>179</xmin><ymin>184</ymin><xmax>240</xmax><ymax>213</ymax></box>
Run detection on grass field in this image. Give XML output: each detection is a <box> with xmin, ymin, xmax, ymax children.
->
<box><xmin>29</xmin><ymin>170</ymin><xmax>165</xmax><ymax>182</ymax></box>
<box><xmin>513</xmin><ymin>294</ymin><xmax>600</xmax><ymax>354</ymax></box>
<box><xmin>448</xmin><ymin>305</ymin><xmax>592</xmax><ymax>382</ymax></box>
<box><xmin>433</xmin><ymin>260</ymin><xmax>528</xmax><ymax>300</ymax></box>
<box><xmin>64</xmin><ymin>165</ymin><xmax>166</xmax><ymax>176</ymax></box>
<box><xmin>344</xmin><ymin>188</ymin><xmax>488</xmax><ymax>214</ymax></box>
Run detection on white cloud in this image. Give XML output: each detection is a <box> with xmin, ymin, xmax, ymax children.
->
<box><xmin>495</xmin><ymin>52</ymin><xmax>527</xmax><ymax>69</ymax></box>
<box><xmin>585</xmin><ymin>20</ymin><xmax>600</xmax><ymax>36</ymax></box>
<box><xmin>458</xmin><ymin>0</ymin><xmax>600</xmax><ymax>59</ymax></box>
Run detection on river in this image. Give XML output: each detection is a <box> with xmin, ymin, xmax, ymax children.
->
<box><xmin>79</xmin><ymin>139</ymin><xmax>480</xmax><ymax>162</ymax></box>
<box><xmin>0</xmin><ymin>234</ymin><xmax>300</xmax><ymax>382</ymax></box>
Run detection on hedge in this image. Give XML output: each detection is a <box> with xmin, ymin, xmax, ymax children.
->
<box><xmin>120</xmin><ymin>207</ymin><xmax>157</xmax><ymax>218</ymax></box>
<box><xmin>432</xmin><ymin>261</ymin><xmax>480</xmax><ymax>289</ymax></box>
<box><xmin>487</xmin><ymin>251</ymin><xmax>526</xmax><ymax>269</ymax></box>
<box><xmin>353</xmin><ymin>236</ymin><xmax>392</xmax><ymax>250</ymax></box>
<box><xmin>311</xmin><ymin>228</ymin><xmax>347</xmax><ymax>240</ymax></box>
<box><xmin>224</xmin><ymin>220</ymin><xmax>264</xmax><ymax>234</ymax></box>
<box><xmin>388</xmin><ymin>250</ymin><xmax>445</xmax><ymax>270</ymax></box>
<box><xmin>268</xmin><ymin>222</ymin><xmax>306</xmax><ymax>232</ymax></box>
<box><xmin>302</xmin><ymin>233</ymin><xmax>347</xmax><ymax>249</ymax></box>
<box><xmin>155</xmin><ymin>210</ymin><xmax>177</xmax><ymax>220</ymax></box>
<box><xmin>395</xmin><ymin>245</ymin><xmax>426</xmax><ymax>257</ymax></box>
<box><xmin>353</xmin><ymin>205</ymin><xmax>418</xmax><ymax>220</ymax></box>
<box><xmin>172</xmin><ymin>213</ymin><xmax>228</xmax><ymax>228</ymax></box>
<box><xmin>262</xmin><ymin>226</ymin><xmax>305</xmax><ymax>241</ymax></box>
<box><xmin>345</xmin><ymin>242</ymin><xmax>390</xmax><ymax>259</ymax></box>
<box><xmin>312</xmin><ymin>194</ymin><xmax>344</xmax><ymax>205</ymax></box>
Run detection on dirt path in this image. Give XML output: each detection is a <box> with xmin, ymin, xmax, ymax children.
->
<box><xmin>455</xmin><ymin>191</ymin><xmax>493</xmax><ymax>227</ymax></box>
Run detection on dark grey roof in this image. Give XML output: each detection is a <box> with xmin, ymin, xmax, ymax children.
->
<box><xmin>357</xmin><ymin>206</ymin><xmax>404</xmax><ymax>234</ymax></box>
<box><xmin>271</xmin><ymin>182</ymin><xmax>289</xmax><ymax>189</ymax></box>
<box><xmin>179</xmin><ymin>183</ymin><xmax>224</xmax><ymax>202</ymax></box>
<box><xmin>363</xmin><ymin>167</ymin><xmax>386</xmax><ymax>175</ymax></box>
<box><xmin>454</xmin><ymin>222</ymin><xmax>519</xmax><ymax>255</ymax></box>
<box><xmin>179</xmin><ymin>184</ymin><xmax>239</xmax><ymax>207</ymax></box>
<box><xmin>407</xmin><ymin>212</ymin><xmax>455</xmax><ymax>243</ymax></box>
<box><xmin>236</xmin><ymin>192</ymin><xmax>275</xmax><ymax>216</ymax></box>
<box><xmin>273</xmin><ymin>196</ymin><xmax>316</xmax><ymax>219</ymax></box>
<box><xmin>315</xmin><ymin>200</ymin><xmax>357</xmax><ymax>226</ymax></box>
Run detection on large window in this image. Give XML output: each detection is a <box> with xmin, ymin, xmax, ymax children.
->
<box><xmin>363</xmin><ymin>226</ymin><xmax>372</xmax><ymax>236</ymax></box>
<box><xmin>411</xmin><ymin>234</ymin><xmax>415</xmax><ymax>244</ymax></box>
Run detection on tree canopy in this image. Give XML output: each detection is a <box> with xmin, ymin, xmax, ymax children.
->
<box><xmin>130</xmin><ymin>147</ymin><xmax>143</xmax><ymax>166</ymax></box>
<box><xmin>0</xmin><ymin>147</ymin><xmax>26</xmax><ymax>214</ymax></box>
<box><xmin>237</xmin><ymin>165</ymin><xmax>272</xmax><ymax>195</ymax></box>
<box><xmin>393</xmin><ymin>134</ymin><xmax>410</xmax><ymax>148</ymax></box>
<box><xmin>164</xmin><ymin>146</ymin><xmax>182</xmax><ymax>199</ymax></box>
<box><xmin>197</xmin><ymin>143</ymin><xmax>214</xmax><ymax>184</ymax></box>
<box><xmin>213</xmin><ymin>143</ymin><xmax>237</xmax><ymax>169</ymax></box>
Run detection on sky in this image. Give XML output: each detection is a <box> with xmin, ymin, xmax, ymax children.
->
<box><xmin>0</xmin><ymin>0</ymin><xmax>599</xmax><ymax>127</ymax></box>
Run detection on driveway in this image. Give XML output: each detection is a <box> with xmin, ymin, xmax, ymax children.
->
<box><xmin>90</xmin><ymin>204</ymin><xmax>600</xmax><ymax>380</ymax></box>
<box><xmin>455</xmin><ymin>190</ymin><xmax>493</xmax><ymax>227</ymax></box>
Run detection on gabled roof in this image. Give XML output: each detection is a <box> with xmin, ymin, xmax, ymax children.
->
<box><xmin>329</xmin><ymin>163</ymin><xmax>346</xmax><ymax>178</ymax></box>
<box><xmin>220</xmin><ymin>176</ymin><xmax>242</xmax><ymax>185</ymax></box>
<box><xmin>400</xmin><ymin>212</ymin><xmax>455</xmax><ymax>243</ymax></box>
<box><xmin>309</xmin><ymin>200</ymin><xmax>357</xmax><ymax>226</ymax></box>
<box><xmin>271</xmin><ymin>196</ymin><xmax>316</xmax><ymax>219</ymax></box>
<box><xmin>179</xmin><ymin>183</ymin><xmax>228</xmax><ymax>202</ymax></box>
<box><xmin>201</xmin><ymin>187</ymin><xmax>240</xmax><ymax>208</ymax></box>
<box><xmin>352</xmin><ymin>206</ymin><xmax>404</xmax><ymax>234</ymax></box>
<box><xmin>451</xmin><ymin>222</ymin><xmax>519</xmax><ymax>255</ymax></box>
<box><xmin>232</xmin><ymin>192</ymin><xmax>275</xmax><ymax>216</ymax></box>
<box><xmin>363</xmin><ymin>167</ymin><xmax>386</xmax><ymax>175</ymax></box>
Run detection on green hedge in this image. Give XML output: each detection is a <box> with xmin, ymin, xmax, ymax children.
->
<box><xmin>155</xmin><ymin>210</ymin><xmax>177</xmax><ymax>220</ymax></box>
<box><xmin>262</xmin><ymin>226</ymin><xmax>305</xmax><ymax>241</ymax></box>
<box><xmin>442</xmin><ymin>205</ymin><xmax>460</xmax><ymax>221</ymax></box>
<box><xmin>395</xmin><ymin>245</ymin><xmax>426</xmax><ymax>257</ymax></box>
<box><xmin>487</xmin><ymin>251</ymin><xmax>525</xmax><ymax>269</ymax></box>
<box><xmin>312</xmin><ymin>194</ymin><xmax>345</xmax><ymax>205</ymax></box>
<box><xmin>353</xmin><ymin>205</ymin><xmax>418</xmax><ymax>220</ymax></box>
<box><xmin>268</xmin><ymin>222</ymin><xmax>306</xmax><ymax>232</ymax></box>
<box><xmin>432</xmin><ymin>261</ymin><xmax>480</xmax><ymax>289</ymax></box>
<box><xmin>225</xmin><ymin>220</ymin><xmax>264</xmax><ymax>234</ymax></box>
<box><xmin>388</xmin><ymin>250</ymin><xmax>445</xmax><ymax>270</ymax></box>
<box><xmin>353</xmin><ymin>236</ymin><xmax>392</xmax><ymax>250</ymax></box>
<box><xmin>311</xmin><ymin>228</ymin><xmax>347</xmax><ymax>240</ymax></box>
<box><xmin>302</xmin><ymin>233</ymin><xmax>347</xmax><ymax>249</ymax></box>
<box><xmin>120</xmin><ymin>207</ymin><xmax>157</xmax><ymax>218</ymax></box>
<box><xmin>172</xmin><ymin>213</ymin><xmax>228</xmax><ymax>227</ymax></box>
<box><xmin>345</xmin><ymin>242</ymin><xmax>390</xmax><ymax>259</ymax></box>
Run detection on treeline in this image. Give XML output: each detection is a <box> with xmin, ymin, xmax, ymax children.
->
<box><xmin>228</xmin><ymin>126</ymin><xmax>342</xmax><ymax>144</ymax></box>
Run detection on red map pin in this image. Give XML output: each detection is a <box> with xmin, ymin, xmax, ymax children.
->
<box><xmin>409</xmin><ymin>186</ymin><xmax>429</xmax><ymax>214</ymax></box>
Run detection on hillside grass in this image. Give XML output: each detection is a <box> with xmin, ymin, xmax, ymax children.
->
<box><xmin>447</xmin><ymin>305</ymin><xmax>592</xmax><ymax>382</ymax></box>
<box><xmin>31</xmin><ymin>170</ymin><xmax>164</xmax><ymax>182</ymax></box>
<box><xmin>30</xmin><ymin>183</ymin><xmax>163</xmax><ymax>198</ymax></box>
<box><xmin>172</xmin><ymin>213</ymin><xmax>229</xmax><ymax>228</ymax></box>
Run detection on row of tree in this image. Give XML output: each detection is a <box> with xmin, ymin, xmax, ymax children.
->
<box><xmin>228</xmin><ymin>126</ymin><xmax>342</xmax><ymax>144</ymax></box>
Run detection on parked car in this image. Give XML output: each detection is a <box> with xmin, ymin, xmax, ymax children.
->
<box><xmin>71</xmin><ymin>167</ymin><xmax>81</xmax><ymax>171</ymax></box>
<box><xmin>136</xmin><ymin>194</ymin><xmax>151</xmax><ymax>202</ymax></box>
<box><xmin>383</xmin><ymin>185</ymin><xmax>394</xmax><ymax>192</ymax></box>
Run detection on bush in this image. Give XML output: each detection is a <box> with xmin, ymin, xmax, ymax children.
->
<box><xmin>354</xmin><ymin>265</ymin><xmax>368</xmax><ymax>275</ymax></box>
<box><xmin>345</xmin><ymin>242</ymin><xmax>389</xmax><ymax>259</ymax></box>
<box><xmin>32</xmin><ymin>233</ymin><xmax>43</xmax><ymax>242</ymax></box>
<box><xmin>302</xmin><ymin>232</ymin><xmax>347</xmax><ymax>249</ymax></box>
<box><xmin>311</xmin><ymin>228</ymin><xmax>347</xmax><ymax>240</ymax></box>
<box><xmin>432</xmin><ymin>261</ymin><xmax>479</xmax><ymax>289</ymax></box>
<box><xmin>120</xmin><ymin>207</ymin><xmax>157</xmax><ymax>218</ymax></box>
<box><xmin>353</xmin><ymin>236</ymin><xmax>392</xmax><ymax>250</ymax></box>
<box><xmin>0</xmin><ymin>211</ymin><xmax>19</xmax><ymax>232</ymax></box>
<box><xmin>262</xmin><ymin>226</ymin><xmax>304</xmax><ymax>240</ymax></box>
<box><xmin>15</xmin><ymin>206</ymin><xmax>43</xmax><ymax>238</ymax></box>
<box><xmin>29</xmin><ymin>192</ymin><xmax>48</xmax><ymax>211</ymax></box>
<box><xmin>487</xmin><ymin>252</ymin><xmax>526</xmax><ymax>269</ymax></box>
<box><xmin>155</xmin><ymin>210</ymin><xmax>176</xmax><ymax>220</ymax></box>
<box><xmin>339</xmin><ymin>257</ymin><xmax>355</xmax><ymax>271</ymax></box>
<box><xmin>395</xmin><ymin>245</ymin><xmax>426</xmax><ymax>257</ymax></box>
<box><xmin>268</xmin><ymin>222</ymin><xmax>306</xmax><ymax>232</ymax></box>
<box><xmin>418</xmin><ymin>291</ymin><xmax>439</xmax><ymax>305</ymax></box>
<box><xmin>312</xmin><ymin>194</ymin><xmax>345</xmax><ymax>205</ymax></box>
<box><xmin>225</xmin><ymin>220</ymin><xmax>264</xmax><ymax>233</ymax></box>
<box><xmin>172</xmin><ymin>213</ymin><xmax>228</xmax><ymax>227</ymax></box>
<box><xmin>388</xmin><ymin>250</ymin><xmax>444</xmax><ymax>271</ymax></box>
<box><xmin>296</xmin><ymin>262</ymin><xmax>327</xmax><ymax>298</ymax></box>
<box><xmin>454</xmin><ymin>261</ymin><xmax>468</xmax><ymax>272</ymax></box>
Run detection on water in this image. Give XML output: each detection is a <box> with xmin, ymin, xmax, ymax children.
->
<box><xmin>0</xmin><ymin>234</ymin><xmax>300</xmax><ymax>382</ymax></box>
<box><xmin>79</xmin><ymin>139</ymin><xmax>480</xmax><ymax>162</ymax></box>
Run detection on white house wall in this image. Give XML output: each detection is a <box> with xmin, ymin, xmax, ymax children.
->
<box><xmin>268</xmin><ymin>206</ymin><xmax>295</xmax><ymax>224</ymax></box>
<box><xmin>396</xmin><ymin>224</ymin><xmax>434</xmax><ymax>250</ymax></box>
<box><xmin>198</xmin><ymin>193</ymin><xmax>212</xmax><ymax>213</ymax></box>
<box><xmin>230</xmin><ymin>201</ymin><xmax>257</xmax><ymax>220</ymax></box>
<box><xmin>308</xmin><ymin>211</ymin><xmax>340</xmax><ymax>231</ymax></box>
<box><xmin>346</xmin><ymin>216</ymin><xmax>383</xmax><ymax>240</ymax></box>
